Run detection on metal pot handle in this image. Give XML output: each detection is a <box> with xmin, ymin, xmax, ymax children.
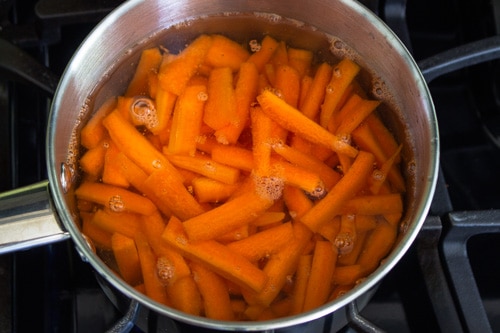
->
<box><xmin>0</xmin><ymin>180</ymin><xmax>70</xmax><ymax>254</ymax></box>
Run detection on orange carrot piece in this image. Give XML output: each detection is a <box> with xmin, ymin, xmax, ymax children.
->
<box><xmin>320</xmin><ymin>58</ymin><xmax>361</xmax><ymax>127</ymax></box>
<box><xmin>271</xmin><ymin>41</ymin><xmax>288</xmax><ymax>66</ymax></box>
<box><xmin>335</xmin><ymin>95</ymin><xmax>381</xmax><ymax>136</ymax></box>
<box><xmin>298</xmin><ymin>75</ymin><xmax>313</xmax><ymax>109</ymax></box>
<box><xmin>251</xmin><ymin>106</ymin><xmax>273</xmax><ymax>177</ymax></box>
<box><xmin>167</xmin><ymin>84</ymin><xmax>207</xmax><ymax>155</ymax></box>
<box><xmin>226</xmin><ymin>222</ymin><xmax>294</xmax><ymax>262</ymax></box>
<box><xmin>290</xmin><ymin>254</ymin><xmax>312</xmax><ymax>315</ymax></box>
<box><xmin>81</xmin><ymin>96</ymin><xmax>116</xmax><ymax>149</ymax></box>
<box><xmin>257</xmin><ymin>89</ymin><xmax>358</xmax><ymax>158</ymax></box>
<box><xmin>102</xmin><ymin>141</ymin><xmax>130</xmax><ymax>188</ymax></box>
<box><xmin>302</xmin><ymin>240</ymin><xmax>337</xmax><ymax>311</ymax></box>
<box><xmin>317</xmin><ymin>216</ymin><xmax>341</xmax><ymax>243</ymax></box>
<box><xmin>75</xmin><ymin>181</ymin><xmax>157</xmax><ymax>216</ymax></box>
<box><xmin>287</xmin><ymin>47</ymin><xmax>313</xmax><ymax>78</ymax></box>
<box><xmin>340</xmin><ymin>193</ymin><xmax>403</xmax><ymax>215</ymax></box>
<box><xmin>332</xmin><ymin>264</ymin><xmax>364</xmax><ymax>285</ymax></box>
<box><xmin>214</xmin><ymin>61</ymin><xmax>259</xmax><ymax>144</ymax></box>
<box><xmin>251</xmin><ymin>211</ymin><xmax>286</xmax><ymax>227</ymax></box>
<box><xmin>158</xmin><ymin>34</ymin><xmax>213</xmax><ymax>95</ymax></box>
<box><xmin>166</xmin><ymin>153</ymin><xmax>241</xmax><ymax>185</ymax></box>
<box><xmin>204</xmin><ymin>66</ymin><xmax>237</xmax><ymax>131</ymax></box>
<box><xmin>334</xmin><ymin>214</ymin><xmax>357</xmax><ymax>255</ymax></box>
<box><xmin>125</xmin><ymin>47</ymin><xmax>163</xmax><ymax>97</ymax></box>
<box><xmin>365</xmin><ymin>113</ymin><xmax>401</xmax><ymax>164</ymax></box>
<box><xmin>272</xmin><ymin>159</ymin><xmax>326</xmax><ymax>196</ymax></box>
<box><xmin>211</xmin><ymin>145</ymin><xmax>253</xmax><ymax>171</ymax></box>
<box><xmin>299</xmin><ymin>62</ymin><xmax>332</xmax><ymax>119</ymax></box>
<box><xmin>204</xmin><ymin>34</ymin><xmax>250</xmax><ymax>71</ymax></box>
<box><xmin>369</xmin><ymin>144</ymin><xmax>403</xmax><ymax>194</ymax></box>
<box><xmin>191</xmin><ymin>177</ymin><xmax>239</xmax><ymax>203</ymax></box>
<box><xmin>151</xmin><ymin>86</ymin><xmax>177</xmax><ymax>135</ymax></box>
<box><xmin>247</xmin><ymin>35</ymin><xmax>279</xmax><ymax>72</ymax></box>
<box><xmin>282</xmin><ymin>185</ymin><xmax>313</xmax><ymax>220</ymax></box>
<box><xmin>91</xmin><ymin>209</ymin><xmax>141</xmax><ymax>239</ymax></box>
<box><xmin>182</xmin><ymin>186</ymin><xmax>274</xmax><ymax>242</ymax></box>
<box><xmin>167</xmin><ymin>275</ymin><xmax>202</xmax><ymax>316</ymax></box>
<box><xmin>274</xmin><ymin>65</ymin><xmax>301</xmax><ymax>108</ymax></box>
<box><xmin>162</xmin><ymin>216</ymin><xmax>267</xmax><ymax>293</ymax></box>
<box><xmin>79</xmin><ymin>141</ymin><xmax>108</xmax><ymax>177</ymax></box>
<box><xmin>102</xmin><ymin>110</ymin><xmax>174</xmax><ymax>175</ymax></box>
<box><xmin>143</xmin><ymin>167</ymin><xmax>206</xmax><ymax>221</ymax></box>
<box><xmin>337</xmin><ymin>231</ymin><xmax>368</xmax><ymax>266</ymax></box>
<box><xmin>111</xmin><ymin>233</ymin><xmax>142</xmax><ymax>286</ymax></box>
<box><xmin>135</xmin><ymin>233</ymin><xmax>171</xmax><ymax>305</ymax></box>
<box><xmin>355</xmin><ymin>215</ymin><xmax>378</xmax><ymax>233</ymax></box>
<box><xmin>81</xmin><ymin>212</ymin><xmax>112</xmax><ymax>249</ymax></box>
<box><xmin>191</xmin><ymin>262</ymin><xmax>235</xmax><ymax>320</ymax></box>
<box><xmin>300</xmin><ymin>151</ymin><xmax>375</xmax><ymax>232</ymax></box>
<box><xmin>357</xmin><ymin>217</ymin><xmax>397</xmax><ymax>275</ymax></box>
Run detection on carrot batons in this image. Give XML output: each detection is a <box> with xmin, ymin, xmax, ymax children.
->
<box><xmin>125</xmin><ymin>47</ymin><xmax>163</xmax><ymax>97</ymax></box>
<box><xmin>204</xmin><ymin>34</ymin><xmax>250</xmax><ymax>71</ymax></box>
<box><xmin>204</xmin><ymin>66</ymin><xmax>237</xmax><ymax>130</ymax></box>
<box><xmin>111</xmin><ymin>233</ymin><xmax>142</xmax><ymax>286</ymax></box>
<box><xmin>80</xmin><ymin>96</ymin><xmax>116</xmax><ymax>149</ymax></box>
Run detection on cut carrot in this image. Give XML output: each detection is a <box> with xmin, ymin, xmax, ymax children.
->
<box><xmin>320</xmin><ymin>58</ymin><xmax>361</xmax><ymax>127</ymax></box>
<box><xmin>300</xmin><ymin>151</ymin><xmax>375</xmax><ymax>232</ymax></box>
<box><xmin>251</xmin><ymin>106</ymin><xmax>273</xmax><ymax>177</ymax></box>
<box><xmin>251</xmin><ymin>211</ymin><xmax>286</xmax><ymax>227</ymax></box>
<box><xmin>332</xmin><ymin>264</ymin><xmax>364</xmax><ymax>285</ymax></box>
<box><xmin>257</xmin><ymin>89</ymin><xmax>358</xmax><ymax>158</ymax></box>
<box><xmin>334</xmin><ymin>94</ymin><xmax>380</xmax><ymax>136</ymax></box>
<box><xmin>182</xmin><ymin>186</ymin><xmax>274</xmax><ymax>242</ymax></box>
<box><xmin>287</xmin><ymin>47</ymin><xmax>313</xmax><ymax>78</ymax></box>
<box><xmin>79</xmin><ymin>141</ymin><xmax>108</xmax><ymax>177</ymax></box>
<box><xmin>151</xmin><ymin>86</ymin><xmax>177</xmax><ymax>135</ymax></box>
<box><xmin>354</xmin><ymin>215</ymin><xmax>378</xmax><ymax>233</ymax></box>
<box><xmin>299</xmin><ymin>62</ymin><xmax>332</xmax><ymax>119</ymax></box>
<box><xmin>75</xmin><ymin>181</ymin><xmax>157</xmax><ymax>216</ymax></box>
<box><xmin>369</xmin><ymin>144</ymin><xmax>403</xmax><ymax>194</ymax></box>
<box><xmin>302</xmin><ymin>240</ymin><xmax>337</xmax><ymax>311</ymax></box>
<box><xmin>81</xmin><ymin>96</ymin><xmax>116</xmax><ymax>149</ymax></box>
<box><xmin>282</xmin><ymin>185</ymin><xmax>313</xmax><ymax>220</ymax></box>
<box><xmin>205</xmin><ymin>34</ymin><xmax>250</xmax><ymax>71</ymax></box>
<box><xmin>365</xmin><ymin>113</ymin><xmax>401</xmax><ymax>164</ymax></box>
<box><xmin>111</xmin><ymin>232</ymin><xmax>142</xmax><ymax>286</ymax></box>
<box><xmin>162</xmin><ymin>216</ymin><xmax>267</xmax><ymax>293</ymax></box>
<box><xmin>211</xmin><ymin>145</ymin><xmax>253</xmax><ymax>171</ymax></box>
<box><xmin>91</xmin><ymin>209</ymin><xmax>141</xmax><ymax>240</ymax></box>
<box><xmin>340</xmin><ymin>193</ymin><xmax>403</xmax><ymax>215</ymax></box>
<box><xmin>158</xmin><ymin>34</ymin><xmax>213</xmax><ymax>95</ymax></box>
<box><xmin>191</xmin><ymin>261</ymin><xmax>235</xmax><ymax>320</ymax></box>
<box><xmin>167</xmin><ymin>275</ymin><xmax>202</xmax><ymax>316</ymax></box>
<box><xmin>271</xmin><ymin>41</ymin><xmax>288</xmax><ymax>66</ymax></box>
<box><xmin>290</xmin><ymin>254</ymin><xmax>312</xmax><ymax>315</ymax></box>
<box><xmin>334</xmin><ymin>214</ymin><xmax>357</xmax><ymax>255</ymax></box>
<box><xmin>317</xmin><ymin>216</ymin><xmax>341</xmax><ymax>244</ymax></box>
<box><xmin>204</xmin><ymin>66</ymin><xmax>237</xmax><ymax>131</ymax></box>
<box><xmin>298</xmin><ymin>75</ymin><xmax>313</xmax><ymax>109</ymax></box>
<box><xmin>167</xmin><ymin>84</ymin><xmax>207</xmax><ymax>155</ymax></box>
<box><xmin>144</xmin><ymin>167</ymin><xmax>205</xmax><ymax>221</ymax></box>
<box><xmin>192</xmin><ymin>177</ymin><xmax>239</xmax><ymax>203</ymax></box>
<box><xmin>81</xmin><ymin>212</ymin><xmax>112</xmax><ymax>249</ymax></box>
<box><xmin>274</xmin><ymin>65</ymin><xmax>301</xmax><ymax>108</ymax></box>
<box><xmin>227</xmin><ymin>222</ymin><xmax>294</xmax><ymax>262</ymax></box>
<box><xmin>102</xmin><ymin>141</ymin><xmax>130</xmax><ymax>188</ymax></box>
<box><xmin>125</xmin><ymin>47</ymin><xmax>163</xmax><ymax>97</ymax></box>
<box><xmin>248</xmin><ymin>35</ymin><xmax>279</xmax><ymax>72</ymax></box>
<box><xmin>271</xmin><ymin>159</ymin><xmax>326</xmax><ymax>196</ymax></box>
<box><xmin>337</xmin><ymin>231</ymin><xmax>368</xmax><ymax>266</ymax></box>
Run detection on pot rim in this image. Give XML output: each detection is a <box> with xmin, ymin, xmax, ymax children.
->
<box><xmin>46</xmin><ymin>0</ymin><xmax>439</xmax><ymax>330</ymax></box>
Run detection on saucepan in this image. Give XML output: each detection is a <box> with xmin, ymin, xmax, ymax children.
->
<box><xmin>0</xmin><ymin>0</ymin><xmax>439</xmax><ymax>331</ymax></box>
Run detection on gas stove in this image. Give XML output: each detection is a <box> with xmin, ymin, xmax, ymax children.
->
<box><xmin>1</xmin><ymin>0</ymin><xmax>499</xmax><ymax>332</ymax></box>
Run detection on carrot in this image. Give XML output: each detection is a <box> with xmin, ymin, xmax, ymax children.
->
<box><xmin>257</xmin><ymin>89</ymin><xmax>358</xmax><ymax>158</ymax></box>
<box><xmin>226</xmin><ymin>222</ymin><xmax>294</xmax><ymax>262</ymax></box>
<box><xmin>158</xmin><ymin>34</ymin><xmax>213</xmax><ymax>95</ymax></box>
<box><xmin>166</xmin><ymin>153</ymin><xmax>241</xmax><ymax>185</ymax></box>
<box><xmin>302</xmin><ymin>240</ymin><xmax>337</xmax><ymax>311</ymax></box>
<box><xmin>274</xmin><ymin>65</ymin><xmax>301</xmax><ymax>108</ymax></box>
<box><xmin>191</xmin><ymin>262</ymin><xmax>235</xmax><ymax>320</ymax></box>
<box><xmin>290</xmin><ymin>254</ymin><xmax>312</xmax><ymax>315</ymax></box>
<box><xmin>287</xmin><ymin>47</ymin><xmax>313</xmax><ymax>77</ymax></box>
<box><xmin>332</xmin><ymin>264</ymin><xmax>364</xmax><ymax>285</ymax></box>
<box><xmin>334</xmin><ymin>94</ymin><xmax>380</xmax><ymax>135</ymax></box>
<box><xmin>102</xmin><ymin>141</ymin><xmax>130</xmax><ymax>188</ymax></box>
<box><xmin>300</xmin><ymin>151</ymin><xmax>375</xmax><ymax>232</ymax></box>
<box><xmin>75</xmin><ymin>181</ymin><xmax>157</xmax><ymax>216</ymax></box>
<box><xmin>182</xmin><ymin>185</ymin><xmax>274</xmax><ymax>242</ymax></box>
<box><xmin>354</xmin><ymin>215</ymin><xmax>378</xmax><ymax>233</ymax></box>
<box><xmin>369</xmin><ymin>144</ymin><xmax>403</xmax><ymax>194</ymax></box>
<box><xmin>81</xmin><ymin>212</ymin><xmax>112</xmax><ymax>249</ymax></box>
<box><xmin>204</xmin><ymin>66</ymin><xmax>237</xmax><ymax>130</ymax></box>
<box><xmin>167</xmin><ymin>84</ymin><xmax>207</xmax><ymax>155</ymax></box>
<box><xmin>337</xmin><ymin>231</ymin><xmax>368</xmax><ymax>266</ymax></box>
<box><xmin>251</xmin><ymin>211</ymin><xmax>286</xmax><ymax>227</ymax></box>
<box><xmin>340</xmin><ymin>193</ymin><xmax>403</xmax><ymax>215</ymax></box>
<box><xmin>111</xmin><ymin>233</ymin><xmax>142</xmax><ymax>286</ymax></box>
<box><xmin>191</xmin><ymin>177</ymin><xmax>239</xmax><ymax>203</ymax></box>
<box><xmin>251</xmin><ymin>106</ymin><xmax>273</xmax><ymax>177</ymax></box>
<box><xmin>271</xmin><ymin>41</ymin><xmax>288</xmax><ymax>66</ymax></box>
<box><xmin>248</xmin><ymin>35</ymin><xmax>279</xmax><ymax>72</ymax></box>
<box><xmin>211</xmin><ymin>145</ymin><xmax>254</xmax><ymax>171</ymax></box>
<box><xmin>152</xmin><ymin>86</ymin><xmax>177</xmax><ymax>135</ymax></box>
<box><xmin>320</xmin><ymin>58</ymin><xmax>361</xmax><ymax>127</ymax></box>
<box><xmin>143</xmin><ymin>167</ymin><xmax>206</xmax><ymax>221</ymax></box>
<box><xmin>125</xmin><ymin>47</ymin><xmax>163</xmax><ymax>97</ymax></box>
<box><xmin>204</xmin><ymin>34</ymin><xmax>250</xmax><ymax>71</ymax></box>
<box><xmin>365</xmin><ymin>113</ymin><xmax>401</xmax><ymax>164</ymax></box>
<box><xmin>80</xmin><ymin>96</ymin><xmax>116</xmax><ymax>149</ymax></box>
<box><xmin>167</xmin><ymin>275</ymin><xmax>202</xmax><ymax>316</ymax></box>
<box><xmin>334</xmin><ymin>214</ymin><xmax>357</xmax><ymax>255</ymax></box>
<box><xmin>317</xmin><ymin>216</ymin><xmax>341</xmax><ymax>244</ymax></box>
<box><xmin>91</xmin><ymin>209</ymin><xmax>141</xmax><ymax>238</ymax></box>
<box><xmin>162</xmin><ymin>216</ymin><xmax>267</xmax><ymax>293</ymax></box>
<box><xmin>298</xmin><ymin>75</ymin><xmax>313</xmax><ymax>109</ymax></box>
<box><xmin>214</xmin><ymin>61</ymin><xmax>259</xmax><ymax>144</ymax></box>
<box><xmin>79</xmin><ymin>141</ymin><xmax>108</xmax><ymax>177</ymax></box>
<box><xmin>282</xmin><ymin>185</ymin><xmax>313</xmax><ymax>220</ymax></box>
<box><xmin>299</xmin><ymin>62</ymin><xmax>332</xmax><ymax>119</ymax></box>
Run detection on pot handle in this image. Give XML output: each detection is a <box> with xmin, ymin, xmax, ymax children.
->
<box><xmin>418</xmin><ymin>35</ymin><xmax>500</xmax><ymax>83</ymax></box>
<box><xmin>0</xmin><ymin>180</ymin><xmax>70</xmax><ymax>254</ymax></box>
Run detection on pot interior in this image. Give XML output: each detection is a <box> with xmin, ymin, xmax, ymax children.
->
<box><xmin>47</xmin><ymin>0</ymin><xmax>438</xmax><ymax>330</ymax></box>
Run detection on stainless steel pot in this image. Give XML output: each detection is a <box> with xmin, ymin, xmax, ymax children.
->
<box><xmin>0</xmin><ymin>0</ymin><xmax>439</xmax><ymax>331</ymax></box>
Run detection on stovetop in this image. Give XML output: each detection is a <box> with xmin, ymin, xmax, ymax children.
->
<box><xmin>1</xmin><ymin>0</ymin><xmax>500</xmax><ymax>332</ymax></box>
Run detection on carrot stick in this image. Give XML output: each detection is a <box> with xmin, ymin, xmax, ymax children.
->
<box><xmin>125</xmin><ymin>47</ymin><xmax>163</xmax><ymax>97</ymax></box>
<box><xmin>182</xmin><ymin>186</ymin><xmax>274</xmax><ymax>242</ymax></box>
<box><xmin>298</xmin><ymin>75</ymin><xmax>313</xmax><ymax>109</ymax></box>
<box><xmin>302</xmin><ymin>240</ymin><xmax>337</xmax><ymax>311</ymax></box>
<box><xmin>334</xmin><ymin>95</ymin><xmax>380</xmax><ymax>135</ymax></box>
<box><xmin>274</xmin><ymin>64</ymin><xmax>301</xmax><ymax>109</ymax></box>
<box><xmin>151</xmin><ymin>86</ymin><xmax>177</xmax><ymax>135</ymax></box>
<box><xmin>226</xmin><ymin>222</ymin><xmax>294</xmax><ymax>262</ymax></box>
<box><xmin>300</xmin><ymin>151</ymin><xmax>375</xmax><ymax>232</ymax></box>
<box><xmin>369</xmin><ymin>144</ymin><xmax>403</xmax><ymax>194</ymax></box>
<box><xmin>191</xmin><ymin>262</ymin><xmax>235</xmax><ymax>320</ymax></box>
<box><xmin>320</xmin><ymin>58</ymin><xmax>361</xmax><ymax>127</ymax></box>
<box><xmin>102</xmin><ymin>141</ymin><xmax>130</xmax><ymax>188</ymax></box>
<box><xmin>162</xmin><ymin>216</ymin><xmax>267</xmax><ymax>293</ymax></box>
<box><xmin>75</xmin><ymin>181</ymin><xmax>157</xmax><ymax>216</ymax></box>
<box><xmin>251</xmin><ymin>106</ymin><xmax>273</xmax><ymax>177</ymax></box>
<box><xmin>248</xmin><ymin>35</ymin><xmax>279</xmax><ymax>72</ymax></box>
<box><xmin>339</xmin><ymin>193</ymin><xmax>403</xmax><ymax>215</ymax></box>
<box><xmin>287</xmin><ymin>47</ymin><xmax>313</xmax><ymax>78</ymax></box>
<box><xmin>167</xmin><ymin>275</ymin><xmax>202</xmax><ymax>316</ymax></box>
<box><xmin>158</xmin><ymin>34</ymin><xmax>213</xmax><ymax>95</ymax></box>
<box><xmin>299</xmin><ymin>62</ymin><xmax>332</xmax><ymax>119</ymax></box>
<box><xmin>215</xmin><ymin>61</ymin><xmax>259</xmax><ymax>144</ymax></box>
<box><xmin>271</xmin><ymin>41</ymin><xmax>288</xmax><ymax>66</ymax></box>
<box><xmin>79</xmin><ymin>141</ymin><xmax>108</xmax><ymax>177</ymax></box>
<box><xmin>251</xmin><ymin>211</ymin><xmax>286</xmax><ymax>227</ymax></box>
<box><xmin>365</xmin><ymin>113</ymin><xmax>401</xmax><ymax>164</ymax></box>
<box><xmin>91</xmin><ymin>209</ymin><xmax>141</xmax><ymax>239</ymax></box>
<box><xmin>81</xmin><ymin>96</ymin><xmax>116</xmax><ymax>149</ymax></box>
<box><xmin>332</xmin><ymin>264</ymin><xmax>364</xmax><ymax>285</ymax></box>
<box><xmin>191</xmin><ymin>177</ymin><xmax>239</xmax><ymax>203</ymax></box>
<box><xmin>290</xmin><ymin>254</ymin><xmax>312</xmax><ymax>315</ymax></box>
<box><xmin>111</xmin><ymin>233</ymin><xmax>142</xmax><ymax>286</ymax></box>
<box><xmin>317</xmin><ymin>216</ymin><xmax>341</xmax><ymax>244</ymax></box>
<box><xmin>204</xmin><ymin>34</ymin><xmax>250</xmax><ymax>71</ymax></box>
<box><xmin>337</xmin><ymin>231</ymin><xmax>368</xmax><ymax>266</ymax></box>
<box><xmin>282</xmin><ymin>185</ymin><xmax>313</xmax><ymax>220</ymax></box>
<box><xmin>143</xmin><ymin>167</ymin><xmax>206</xmax><ymax>221</ymax></box>
<box><xmin>211</xmin><ymin>145</ymin><xmax>254</xmax><ymax>171</ymax></box>
<box><xmin>355</xmin><ymin>215</ymin><xmax>378</xmax><ymax>233</ymax></box>
<box><xmin>81</xmin><ymin>212</ymin><xmax>112</xmax><ymax>249</ymax></box>
<box><xmin>166</xmin><ymin>153</ymin><xmax>241</xmax><ymax>185</ymax></box>
<box><xmin>204</xmin><ymin>66</ymin><xmax>237</xmax><ymax>130</ymax></box>
<box><xmin>257</xmin><ymin>89</ymin><xmax>358</xmax><ymax>158</ymax></box>
<box><xmin>334</xmin><ymin>214</ymin><xmax>357</xmax><ymax>255</ymax></box>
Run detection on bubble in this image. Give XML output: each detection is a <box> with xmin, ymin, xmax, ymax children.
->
<box><xmin>326</xmin><ymin>84</ymin><xmax>335</xmax><ymax>94</ymax></box>
<box><xmin>203</xmin><ymin>161</ymin><xmax>216</xmax><ymax>173</ymax></box>
<box><xmin>333</xmin><ymin>40</ymin><xmax>345</xmax><ymax>50</ymax></box>
<box><xmin>130</xmin><ymin>96</ymin><xmax>159</xmax><ymax>129</ymax></box>
<box><xmin>152</xmin><ymin>159</ymin><xmax>162</xmax><ymax>169</ymax></box>
<box><xmin>372</xmin><ymin>169</ymin><xmax>384</xmax><ymax>181</ymax></box>
<box><xmin>102</xmin><ymin>141</ymin><xmax>110</xmax><ymax>149</ymax></box>
<box><xmin>197</xmin><ymin>91</ymin><xmax>208</xmax><ymax>101</ymax></box>
<box><xmin>335</xmin><ymin>232</ymin><xmax>354</xmax><ymax>255</ymax></box>
<box><xmin>253</xmin><ymin>174</ymin><xmax>284</xmax><ymax>201</ymax></box>
<box><xmin>109</xmin><ymin>195</ymin><xmax>125</xmax><ymax>212</ymax></box>
<box><xmin>175</xmin><ymin>236</ymin><xmax>187</xmax><ymax>246</ymax></box>
<box><xmin>249</xmin><ymin>39</ymin><xmax>261</xmax><ymax>52</ymax></box>
<box><xmin>157</xmin><ymin>257</ymin><xmax>175</xmax><ymax>285</ymax></box>
<box><xmin>407</xmin><ymin>160</ymin><xmax>417</xmax><ymax>175</ymax></box>
<box><xmin>333</xmin><ymin>67</ymin><xmax>342</xmax><ymax>77</ymax></box>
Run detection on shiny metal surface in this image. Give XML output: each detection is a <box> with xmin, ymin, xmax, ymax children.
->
<box><xmin>0</xmin><ymin>0</ymin><xmax>440</xmax><ymax>330</ymax></box>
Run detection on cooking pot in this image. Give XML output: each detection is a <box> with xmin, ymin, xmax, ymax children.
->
<box><xmin>0</xmin><ymin>0</ymin><xmax>439</xmax><ymax>331</ymax></box>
